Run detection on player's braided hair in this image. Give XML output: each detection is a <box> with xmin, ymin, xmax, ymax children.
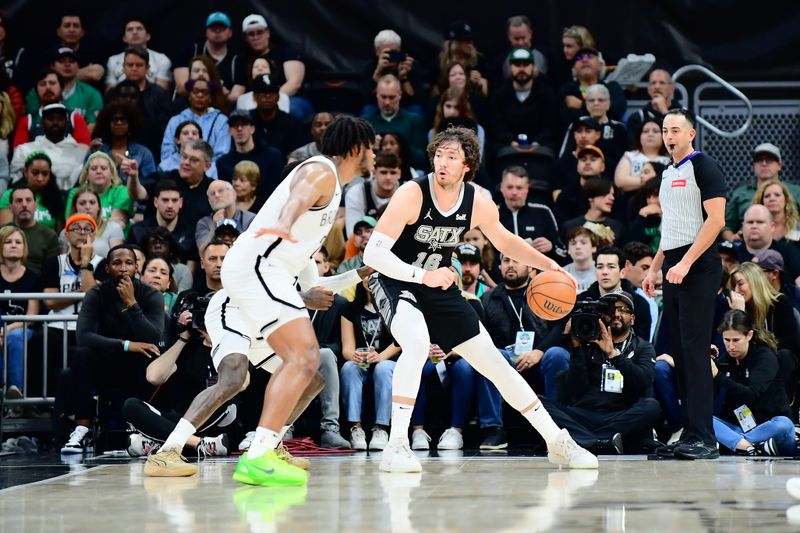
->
<box><xmin>320</xmin><ymin>115</ymin><xmax>376</xmax><ymax>158</ymax></box>
<box><xmin>427</xmin><ymin>126</ymin><xmax>481</xmax><ymax>182</ymax></box>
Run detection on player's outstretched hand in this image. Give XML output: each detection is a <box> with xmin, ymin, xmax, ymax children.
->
<box><xmin>254</xmin><ymin>228</ymin><xmax>298</xmax><ymax>243</ymax></box>
<box><xmin>302</xmin><ymin>287</ymin><xmax>335</xmax><ymax>310</ymax></box>
<box><xmin>422</xmin><ymin>267</ymin><xmax>456</xmax><ymax>290</ymax></box>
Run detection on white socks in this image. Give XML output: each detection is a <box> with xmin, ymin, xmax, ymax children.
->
<box><xmin>163</xmin><ymin>418</ymin><xmax>196</xmax><ymax>452</ymax></box>
<box><xmin>522</xmin><ymin>401</ymin><xmax>561</xmax><ymax>444</ymax></box>
<box><xmin>389</xmin><ymin>403</ymin><xmax>413</xmax><ymax>445</ymax></box>
<box><xmin>248</xmin><ymin>427</ymin><xmax>281</xmax><ymax>459</ymax></box>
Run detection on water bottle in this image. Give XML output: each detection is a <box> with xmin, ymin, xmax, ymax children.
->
<box><xmin>517</xmin><ymin>133</ymin><xmax>529</xmax><ymax>147</ymax></box>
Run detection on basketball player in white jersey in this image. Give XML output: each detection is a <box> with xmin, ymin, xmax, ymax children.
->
<box><xmin>144</xmin><ymin>117</ymin><xmax>377</xmax><ymax>486</ymax></box>
<box><xmin>364</xmin><ymin>126</ymin><xmax>598</xmax><ymax>472</ymax></box>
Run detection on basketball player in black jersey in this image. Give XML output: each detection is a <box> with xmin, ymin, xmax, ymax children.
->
<box><xmin>364</xmin><ymin>126</ymin><xmax>598</xmax><ymax>472</ymax></box>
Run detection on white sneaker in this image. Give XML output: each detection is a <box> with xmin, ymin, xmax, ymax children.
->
<box><xmin>61</xmin><ymin>425</ymin><xmax>91</xmax><ymax>455</ymax></box>
<box><xmin>197</xmin><ymin>434</ymin><xmax>229</xmax><ymax>457</ymax></box>
<box><xmin>350</xmin><ymin>426</ymin><xmax>367</xmax><ymax>451</ymax></box>
<box><xmin>238</xmin><ymin>431</ymin><xmax>255</xmax><ymax>452</ymax></box>
<box><xmin>379</xmin><ymin>441</ymin><xmax>422</xmax><ymax>473</ymax></box>
<box><xmin>127</xmin><ymin>433</ymin><xmax>162</xmax><ymax>457</ymax></box>
<box><xmin>410</xmin><ymin>429</ymin><xmax>431</xmax><ymax>450</ymax></box>
<box><xmin>437</xmin><ymin>428</ymin><xmax>464</xmax><ymax>450</ymax></box>
<box><xmin>369</xmin><ymin>428</ymin><xmax>389</xmax><ymax>450</ymax></box>
<box><xmin>547</xmin><ymin>429</ymin><xmax>598</xmax><ymax>469</ymax></box>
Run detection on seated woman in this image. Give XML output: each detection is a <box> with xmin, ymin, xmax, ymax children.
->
<box><xmin>141</xmin><ymin>255</ymin><xmax>178</xmax><ymax>316</ymax></box>
<box><xmin>751</xmin><ymin>179</ymin><xmax>800</xmax><ymax>244</ymax></box>
<box><xmin>428</xmin><ymin>86</ymin><xmax>486</xmax><ymax>160</ymax></box>
<box><xmin>378</xmin><ymin>131</ymin><xmax>424</xmax><ymax>183</ymax></box>
<box><xmin>61</xmin><ymin>188</ymin><xmax>124</xmax><ymax>260</ymax></box>
<box><xmin>614</xmin><ymin>118</ymin><xmax>671</xmax><ymax>194</ymax></box>
<box><xmin>236</xmin><ymin>56</ymin><xmax>290</xmax><ymax>114</ymax></box>
<box><xmin>625</xmin><ymin>172</ymin><xmax>665</xmax><ymax>253</ymax></box>
<box><xmin>157</xmin><ymin>120</ymin><xmax>204</xmax><ymax>176</ymax></box>
<box><xmin>0</xmin><ymin>151</ymin><xmax>65</xmax><ymax>231</ymax></box>
<box><xmin>232</xmin><ymin>160</ymin><xmax>265</xmax><ymax>213</ymax></box>
<box><xmin>139</xmin><ymin>227</ymin><xmax>193</xmax><ymax>293</ymax></box>
<box><xmin>66</xmin><ymin>152</ymin><xmax>134</xmax><ymax>232</ymax></box>
<box><xmin>712</xmin><ymin>309</ymin><xmax>795</xmax><ymax>456</ymax></box>
<box><xmin>88</xmin><ymin>101</ymin><xmax>156</xmax><ymax>184</ymax></box>
<box><xmin>340</xmin><ymin>279</ymin><xmax>400</xmax><ymax>451</ymax></box>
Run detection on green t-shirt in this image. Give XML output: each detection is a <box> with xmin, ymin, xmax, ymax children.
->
<box><xmin>24</xmin><ymin>81</ymin><xmax>103</xmax><ymax>124</ymax></box>
<box><xmin>0</xmin><ymin>189</ymin><xmax>57</xmax><ymax>230</ymax></box>
<box><xmin>65</xmin><ymin>185</ymin><xmax>134</xmax><ymax>221</ymax></box>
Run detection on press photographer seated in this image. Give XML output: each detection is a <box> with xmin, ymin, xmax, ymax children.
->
<box><xmin>59</xmin><ymin>244</ymin><xmax>165</xmax><ymax>454</ymax></box>
<box><xmin>122</xmin><ymin>292</ymin><xmax>241</xmax><ymax>458</ymax></box>
<box><xmin>539</xmin><ymin>291</ymin><xmax>661</xmax><ymax>455</ymax></box>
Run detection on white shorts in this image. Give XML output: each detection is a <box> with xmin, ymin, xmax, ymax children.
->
<box><xmin>205</xmin><ymin>260</ymin><xmax>308</xmax><ymax>371</ymax></box>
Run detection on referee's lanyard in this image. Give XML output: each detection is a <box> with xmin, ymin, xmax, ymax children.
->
<box><xmin>507</xmin><ymin>296</ymin><xmax>525</xmax><ymax>332</ymax></box>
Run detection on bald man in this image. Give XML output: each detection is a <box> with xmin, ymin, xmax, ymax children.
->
<box><xmin>195</xmin><ymin>180</ymin><xmax>255</xmax><ymax>249</ymax></box>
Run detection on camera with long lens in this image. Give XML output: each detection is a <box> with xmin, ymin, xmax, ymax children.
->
<box><xmin>570</xmin><ymin>296</ymin><xmax>617</xmax><ymax>343</ymax></box>
<box><xmin>176</xmin><ymin>292</ymin><xmax>213</xmax><ymax>331</ymax></box>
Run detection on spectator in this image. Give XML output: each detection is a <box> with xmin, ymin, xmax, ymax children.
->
<box><xmin>728</xmin><ymin>262</ymin><xmax>800</xmax><ymax>403</ymax></box>
<box><xmin>562</xmin><ymin>175</ymin><xmax>625</xmax><ymax>247</ymax></box>
<box><xmin>127</xmin><ymin>179</ymin><xmax>197</xmax><ymax>275</ymax></box>
<box><xmin>231</xmin><ymin>161</ymin><xmax>264</xmax><ymax>214</ymax></box>
<box><xmin>105</xmin><ymin>19</ymin><xmax>172</xmax><ymax>92</ymax></box>
<box><xmin>11</xmin><ymin>103</ymin><xmax>88</xmax><ymax>192</ymax></box>
<box><xmin>0</xmin><ymin>187</ymin><xmax>59</xmax><ymax>274</ymax></box>
<box><xmin>236</xmin><ymin>56</ymin><xmax>290</xmax><ymax>114</ymax></box>
<box><xmin>626</xmin><ymin>69</ymin><xmax>677</xmax><ymax>144</ymax></box>
<box><xmin>161</xmin><ymin>78</ymin><xmax>230</xmax><ymax>165</ymax></box>
<box><xmin>60</xmin><ymin>244</ymin><xmax>164</xmax><ymax>454</ymax></box>
<box><xmin>559</xmin><ymin>46</ymin><xmax>626</xmax><ymax>126</ymax></box>
<box><xmin>626</xmin><ymin>175</ymin><xmax>663</xmax><ymax>252</ymax></box>
<box><xmin>88</xmin><ymin>100</ymin><xmax>156</xmax><ymax>185</ymax></box>
<box><xmin>494</xmin><ymin>15</ymin><xmax>549</xmax><ymax>82</ymax></box>
<box><xmin>737</xmin><ymin>205</ymin><xmax>800</xmax><ymax>285</ymax></box>
<box><xmin>497</xmin><ymin>165</ymin><xmax>567</xmax><ymax>265</ymax></box>
<box><xmin>0</xmin><ymin>12</ymin><xmax>31</xmax><ymax>94</ymax></box>
<box><xmin>344</xmin><ymin>152</ymin><xmax>401</xmax><ymax>237</ymax></box>
<box><xmin>614</xmin><ymin>117</ymin><xmax>671</xmax><ymax>193</ymax></box>
<box><xmin>241</xmin><ymin>13</ymin><xmax>305</xmax><ymax>100</ymax></box>
<box><xmin>711</xmin><ymin>310</ymin><xmax>795</xmax><ymax>456</ymax></box>
<box><xmin>215</xmin><ymin>109</ymin><xmax>282</xmax><ymax>198</ymax></box>
<box><xmin>724</xmin><ymin>143</ymin><xmax>800</xmax><ymax>241</ymax></box>
<box><xmin>431</xmin><ymin>61</ymin><xmax>488</xmax><ymax>126</ymax></box>
<box><xmin>174</xmin><ymin>12</ymin><xmax>245</xmax><ymax>104</ymax></box>
<box><xmin>110</xmin><ymin>49</ymin><xmax>173</xmax><ymax>160</ymax></box>
<box><xmin>66</xmin><ymin>152</ymin><xmax>133</xmax><ymax>230</ymax></box>
<box><xmin>563</xmin><ymin>226</ymin><xmax>597</xmax><ymax>294</ymax></box>
<box><xmin>434</xmin><ymin>22</ymin><xmax>488</xmax><ymax>100</ymax></box>
<box><xmin>337</xmin><ymin>216</ymin><xmax>375</xmax><ymax>275</ymax></box>
<box><xmin>157</xmin><ymin>119</ymin><xmax>202</xmax><ymax>177</ymax></box>
<box><xmin>551</xmin><ymin>116</ymin><xmax>602</xmax><ymax>218</ymax></box>
<box><xmin>556</xmin><ymin>25</ymin><xmax>595</xmax><ymax>86</ymax></box>
<box><xmin>752</xmin><ymin>179</ymin><xmax>800</xmax><ymax>244</ymax></box>
<box><xmin>622</xmin><ymin>241</ymin><xmax>659</xmax><ymax>342</ymax></box>
<box><xmin>491</xmin><ymin>48</ymin><xmax>558</xmax><ymax>155</ymax></box>
<box><xmin>0</xmin><ymin>226</ymin><xmax>41</xmax><ymax>399</ymax></box>
<box><xmin>62</xmin><ymin>187</ymin><xmax>124</xmax><ymax>259</ymax></box>
<box><xmin>454</xmin><ymin>243</ymin><xmax>489</xmax><ymax>297</ymax></box>
<box><xmin>195</xmin><ymin>180</ymin><xmax>255</xmax><ymax>249</ymax></box>
<box><xmin>248</xmin><ymin>74</ymin><xmax>307</xmax><ymax>159</ymax></box>
<box><xmin>429</xmin><ymin>87</ymin><xmax>486</xmax><ymax>159</ymax></box>
<box><xmin>288</xmin><ymin>111</ymin><xmax>334</xmax><ymax>163</ymax></box>
<box><xmin>140</xmin><ymin>255</ymin><xmax>177</xmax><ymax>315</ymax></box>
<box><xmin>754</xmin><ymin>248</ymin><xmax>800</xmax><ymax>315</ymax></box>
<box><xmin>340</xmin><ymin>279</ymin><xmax>401</xmax><ymax>451</ymax></box>
<box><xmin>140</xmin><ymin>227</ymin><xmax>193</xmax><ymax>294</ymax></box>
<box><xmin>378</xmin><ymin>131</ymin><xmax>425</xmax><ymax>182</ymax></box>
<box><xmin>0</xmin><ymin>152</ymin><xmax>65</xmax><ymax>231</ymax></box>
<box><xmin>540</xmin><ymin>291</ymin><xmax>660</xmax><ymax>454</ymax></box>
<box><xmin>363</xmin><ymin>29</ymin><xmax>425</xmax><ymax>111</ymax></box>
<box><xmin>363</xmin><ymin>75</ymin><xmax>426</xmax><ymax>168</ymax></box>
<box><xmin>13</xmin><ymin>68</ymin><xmax>90</xmax><ymax>148</ymax></box>
<box><xmin>463</xmin><ymin>226</ymin><xmax>497</xmax><ymax>288</ymax></box>
<box><xmin>51</xmin><ymin>14</ymin><xmax>104</xmax><ymax>85</ymax></box>
<box><xmin>172</xmin><ymin>56</ymin><xmax>229</xmax><ymax>114</ymax></box>
<box><xmin>718</xmin><ymin>241</ymin><xmax>740</xmax><ymax>274</ymax></box>
<box><xmin>0</xmin><ymin>90</ymin><xmax>15</xmax><ymax>191</ymax></box>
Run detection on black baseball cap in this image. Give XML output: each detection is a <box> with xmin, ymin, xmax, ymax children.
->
<box><xmin>252</xmin><ymin>74</ymin><xmax>279</xmax><ymax>94</ymax></box>
<box><xmin>445</xmin><ymin>21</ymin><xmax>474</xmax><ymax>41</ymax></box>
<box><xmin>228</xmin><ymin>109</ymin><xmax>253</xmax><ymax>125</ymax></box>
<box><xmin>572</xmin><ymin>116</ymin><xmax>602</xmax><ymax>132</ymax></box>
<box><xmin>606</xmin><ymin>290</ymin><xmax>635</xmax><ymax>312</ymax></box>
<box><xmin>454</xmin><ymin>243</ymin><xmax>481</xmax><ymax>263</ymax></box>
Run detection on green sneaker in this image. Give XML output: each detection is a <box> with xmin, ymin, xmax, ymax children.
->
<box><xmin>233</xmin><ymin>485</ymin><xmax>308</xmax><ymax>524</ymax></box>
<box><xmin>232</xmin><ymin>450</ymin><xmax>309</xmax><ymax>487</ymax></box>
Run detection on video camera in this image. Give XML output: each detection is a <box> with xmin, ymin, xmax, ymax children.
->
<box><xmin>570</xmin><ymin>296</ymin><xmax>616</xmax><ymax>343</ymax></box>
<box><xmin>176</xmin><ymin>293</ymin><xmax>213</xmax><ymax>330</ymax></box>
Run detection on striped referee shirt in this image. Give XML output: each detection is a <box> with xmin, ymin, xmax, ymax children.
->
<box><xmin>659</xmin><ymin>151</ymin><xmax>727</xmax><ymax>250</ymax></box>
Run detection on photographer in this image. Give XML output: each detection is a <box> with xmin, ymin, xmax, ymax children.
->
<box><xmin>362</xmin><ymin>30</ymin><xmax>425</xmax><ymax>111</ymax></box>
<box><xmin>539</xmin><ymin>292</ymin><xmax>660</xmax><ymax>454</ymax></box>
<box><xmin>122</xmin><ymin>292</ymin><xmax>237</xmax><ymax>458</ymax></box>
<box><xmin>60</xmin><ymin>244</ymin><xmax>165</xmax><ymax>454</ymax></box>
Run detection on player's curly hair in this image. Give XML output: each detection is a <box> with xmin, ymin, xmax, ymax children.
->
<box><xmin>320</xmin><ymin>115</ymin><xmax>375</xmax><ymax>158</ymax></box>
<box><xmin>427</xmin><ymin>126</ymin><xmax>481</xmax><ymax>182</ymax></box>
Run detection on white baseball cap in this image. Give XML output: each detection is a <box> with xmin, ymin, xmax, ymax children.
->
<box><xmin>242</xmin><ymin>14</ymin><xmax>268</xmax><ymax>32</ymax></box>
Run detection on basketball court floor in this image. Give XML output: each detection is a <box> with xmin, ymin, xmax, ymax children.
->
<box><xmin>2</xmin><ymin>450</ymin><xmax>800</xmax><ymax>532</ymax></box>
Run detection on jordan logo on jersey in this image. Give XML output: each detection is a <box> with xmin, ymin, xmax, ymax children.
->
<box><xmin>424</xmin><ymin>208</ymin><xmax>433</xmax><ymax>221</ymax></box>
<box><xmin>413</xmin><ymin>225</ymin><xmax>464</xmax><ymax>252</ymax></box>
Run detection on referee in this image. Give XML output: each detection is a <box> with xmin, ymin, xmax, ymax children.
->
<box><xmin>643</xmin><ymin>108</ymin><xmax>726</xmax><ymax>460</ymax></box>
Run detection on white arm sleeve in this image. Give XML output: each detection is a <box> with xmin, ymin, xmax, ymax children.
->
<box><xmin>363</xmin><ymin>231</ymin><xmax>427</xmax><ymax>284</ymax></box>
<box><xmin>296</xmin><ymin>259</ymin><xmax>363</xmax><ymax>294</ymax></box>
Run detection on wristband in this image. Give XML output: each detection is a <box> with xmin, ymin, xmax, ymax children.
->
<box><xmin>124</xmin><ymin>340</ymin><xmax>130</xmax><ymax>352</ymax></box>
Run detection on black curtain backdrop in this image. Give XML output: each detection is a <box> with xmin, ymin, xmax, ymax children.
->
<box><xmin>4</xmin><ymin>0</ymin><xmax>800</xmax><ymax>81</ymax></box>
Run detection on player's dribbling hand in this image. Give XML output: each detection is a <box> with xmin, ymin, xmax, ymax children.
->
<box><xmin>302</xmin><ymin>287</ymin><xmax>334</xmax><ymax>310</ymax></box>
<box><xmin>422</xmin><ymin>267</ymin><xmax>456</xmax><ymax>289</ymax></box>
<box><xmin>547</xmin><ymin>261</ymin><xmax>577</xmax><ymax>288</ymax></box>
<box><xmin>254</xmin><ymin>228</ymin><xmax>298</xmax><ymax>243</ymax></box>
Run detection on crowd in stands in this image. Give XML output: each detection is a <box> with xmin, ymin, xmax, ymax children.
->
<box><xmin>0</xmin><ymin>11</ymin><xmax>798</xmax><ymax>459</ymax></box>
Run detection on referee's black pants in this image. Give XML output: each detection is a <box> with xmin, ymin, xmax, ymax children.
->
<box><xmin>662</xmin><ymin>244</ymin><xmax>722</xmax><ymax>445</ymax></box>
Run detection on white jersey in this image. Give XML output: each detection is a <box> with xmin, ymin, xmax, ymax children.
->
<box><xmin>226</xmin><ymin>155</ymin><xmax>341</xmax><ymax>276</ymax></box>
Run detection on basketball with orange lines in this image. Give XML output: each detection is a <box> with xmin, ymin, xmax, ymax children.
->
<box><xmin>526</xmin><ymin>271</ymin><xmax>577</xmax><ymax>320</ymax></box>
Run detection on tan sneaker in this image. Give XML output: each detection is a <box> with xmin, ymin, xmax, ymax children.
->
<box><xmin>276</xmin><ymin>444</ymin><xmax>310</xmax><ymax>470</ymax></box>
<box><xmin>144</xmin><ymin>448</ymin><xmax>198</xmax><ymax>477</ymax></box>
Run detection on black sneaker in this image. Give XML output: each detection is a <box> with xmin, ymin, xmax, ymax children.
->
<box><xmin>655</xmin><ymin>440</ymin><xmax>682</xmax><ymax>458</ymax></box>
<box><xmin>591</xmin><ymin>433</ymin><xmax>624</xmax><ymax>455</ymax></box>
<box><xmin>674</xmin><ymin>440</ymin><xmax>719</xmax><ymax>460</ymax></box>
<box><xmin>479</xmin><ymin>427</ymin><xmax>508</xmax><ymax>450</ymax></box>
<box><xmin>750</xmin><ymin>437</ymin><xmax>779</xmax><ymax>456</ymax></box>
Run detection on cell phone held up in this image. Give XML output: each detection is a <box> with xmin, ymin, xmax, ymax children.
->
<box><xmin>386</xmin><ymin>50</ymin><xmax>407</xmax><ymax>63</ymax></box>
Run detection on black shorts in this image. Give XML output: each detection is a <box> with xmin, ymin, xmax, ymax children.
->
<box><xmin>369</xmin><ymin>274</ymin><xmax>481</xmax><ymax>352</ymax></box>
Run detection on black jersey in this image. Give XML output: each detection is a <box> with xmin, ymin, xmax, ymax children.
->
<box><xmin>392</xmin><ymin>174</ymin><xmax>475</xmax><ymax>272</ymax></box>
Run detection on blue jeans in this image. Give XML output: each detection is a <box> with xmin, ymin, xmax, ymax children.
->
<box><xmin>713</xmin><ymin>416</ymin><xmax>796</xmax><ymax>455</ymax></box>
<box><xmin>340</xmin><ymin>360</ymin><xmax>396</xmax><ymax>426</ymax></box>
<box><xmin>2</xmin><ymin>328</ymin><xmax>33</xmax><ymax>389</ymax></box>
<box><xmin>476</xmin><ymin>347</ymin><xmax>569</xmax><ymax>428</ymax></box>
<box><xmin>655</xmin><ymin>360</ymin><xmax>726</xmax><ymax>432</ymax></box>
<box><xmin>411</xmin><ymin>358</ymin><xmax>476</xmax><ymax>428</ymax></box>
